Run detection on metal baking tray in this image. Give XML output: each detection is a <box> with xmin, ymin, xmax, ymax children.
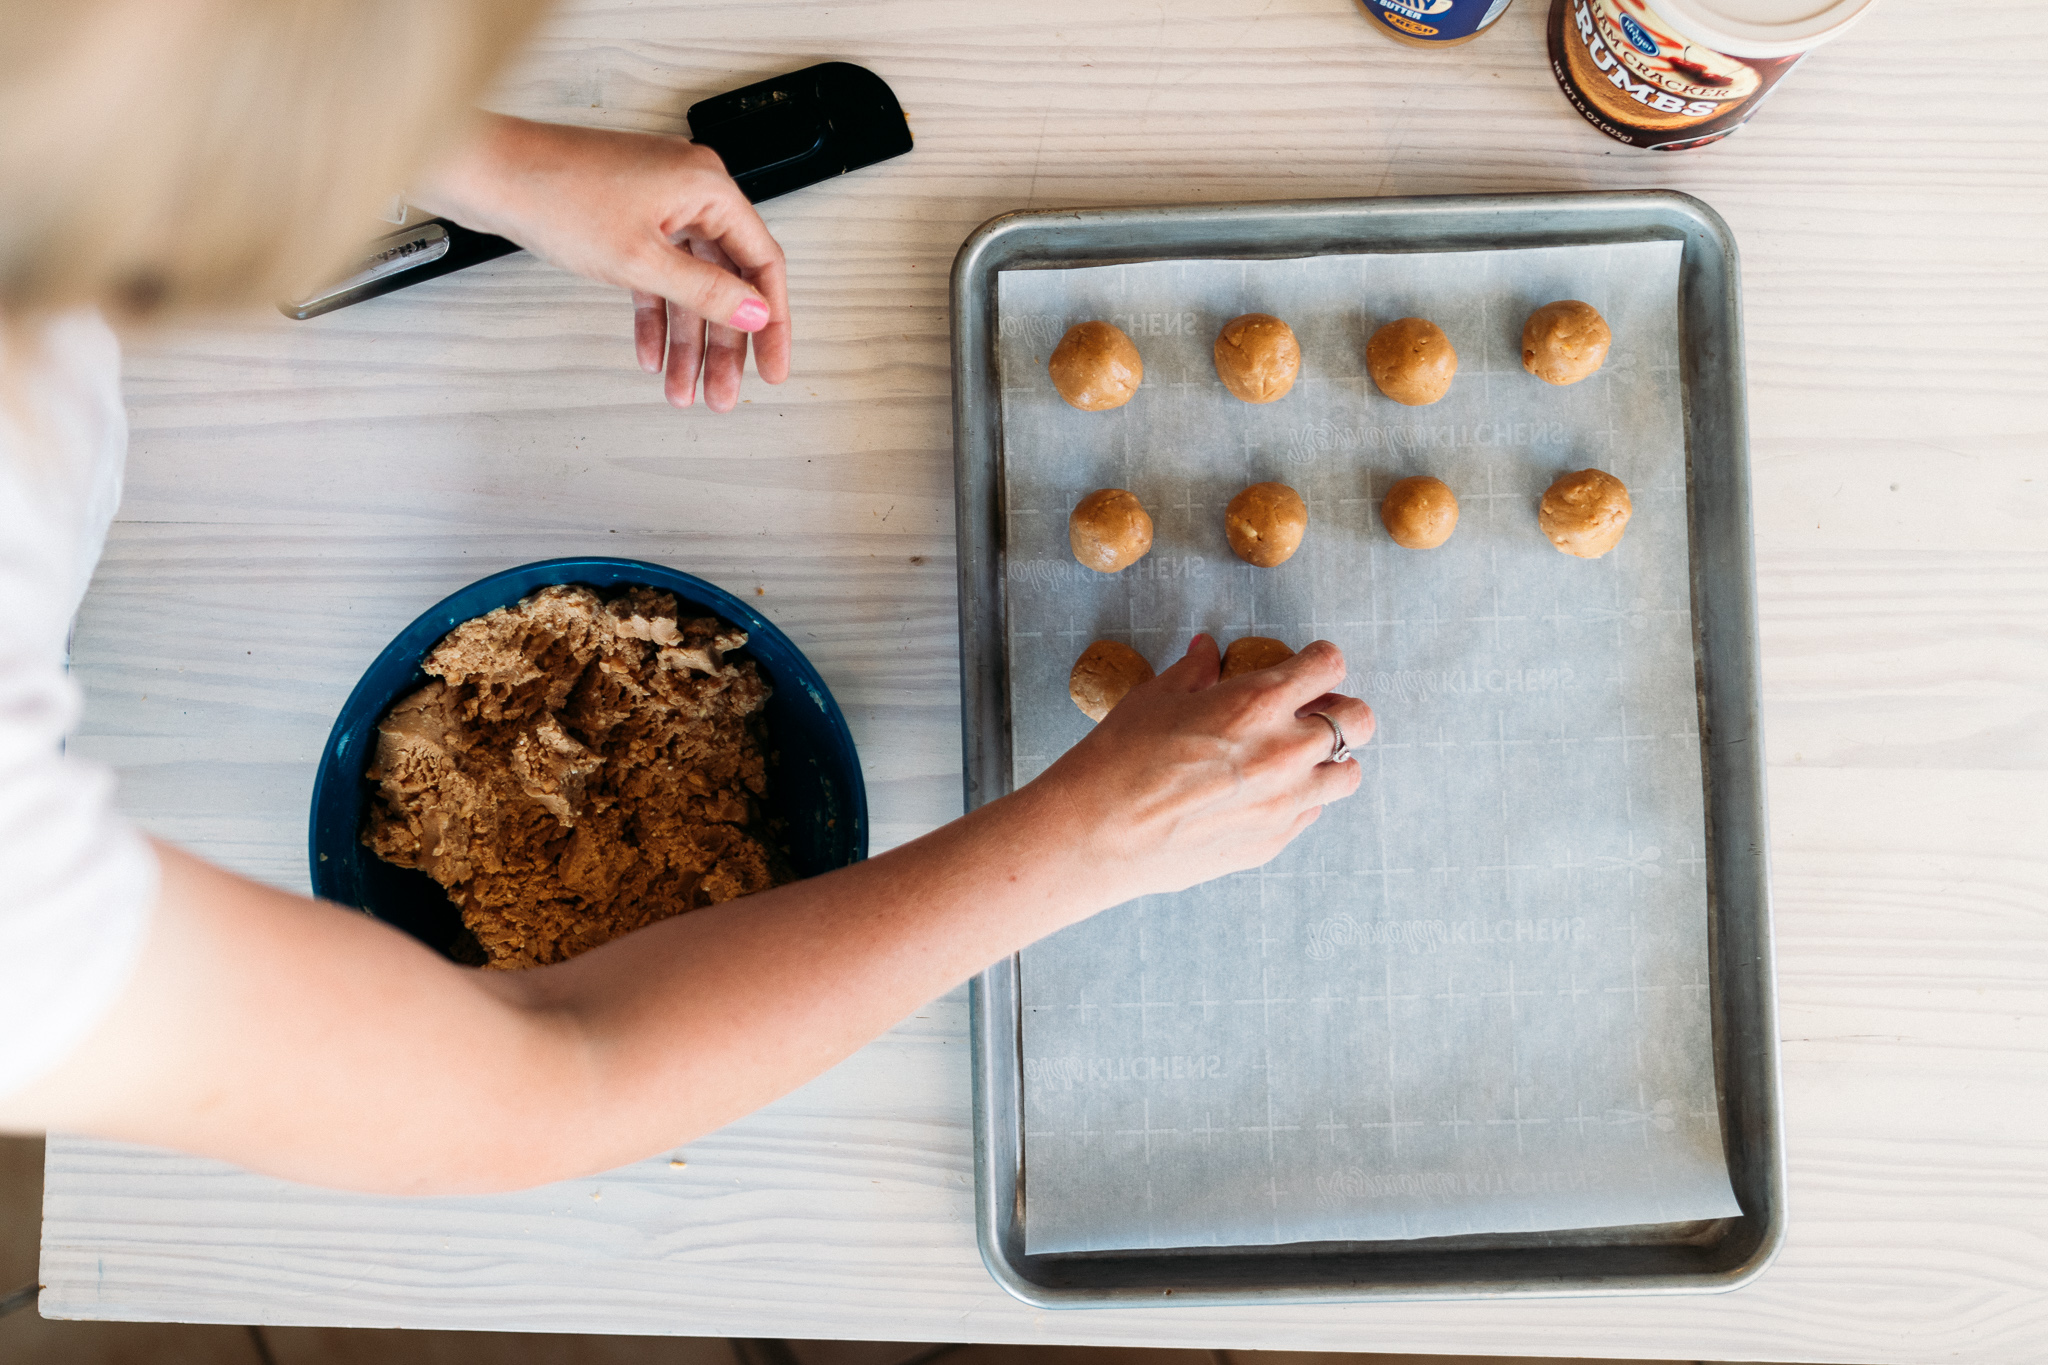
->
<box><xmin>949</xmin><ymin>190</ymin><xmax>1782</xmax><ymax>1306</ymax></box>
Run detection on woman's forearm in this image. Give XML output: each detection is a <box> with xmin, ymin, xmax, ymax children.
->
<box><xmin>499</xmin><ymin>780</ymin><xmax>1118</xmax><ymax>1177</ymax></box>
<box><xmin>1</xmin><ymin>779</ymin><xmax>1120</xmax><ymax>1195</ymax></box>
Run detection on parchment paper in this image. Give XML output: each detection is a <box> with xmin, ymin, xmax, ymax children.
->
<box><xmin>999</xmin><ymin>241</ymin><xmax>1742</xmax><ymax>1254</ymax></box>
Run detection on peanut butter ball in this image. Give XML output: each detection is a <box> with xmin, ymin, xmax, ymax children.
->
<box><xmin>1068</xmin><ymin>488</ymin><xmax>1154</xmax><ymax>573</ymax></box>
<box><xmin>1219</xmin><ymin>636</ymin><xmax>1296</xmax><ymax>681</ymax></box>
<box><xmin>1366</xmin><ymin>317</ymin><xmax>1458</xmax><ymax>406</ymax></box>
<box><xmin>1224</xmin><ymin>482</ymin><xmax>1308</xmax><ymax>568</ymax></box>
<box><xmin>1379</xmin><ymin>475</ymin><xmax>1459</xmax><ymax>550</ymax></box>
<box><xmin>1522</xmin><ymin>300</ymin><xmax>1611</xmax><ymax>386</ymax></box>
<box><xmin>1049</xmin><ymin>321</ymin><xmax>1143</xmax><ymax>411</ymax></box>
<box><xmin>1069</xmin><ymin>640</ymin><xmax>1154</xmax><ymax>722</ymax></box>
<box><xmin>1213</xmin><ymin>313</ymin><xmax>1301</xmax><ymax>404</ymax></box>
<box><xmin>1539</xmin><ymin>468</ymin><xmax>1633</xmax><ymax>559</ymax></box>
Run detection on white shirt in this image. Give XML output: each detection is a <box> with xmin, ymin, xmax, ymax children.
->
<box><xmin>0</xmin><ymin>311</ymin><xmax>159</xmax><ymax>1099</ymax></box>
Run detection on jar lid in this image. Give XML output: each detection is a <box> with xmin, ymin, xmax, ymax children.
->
<box><xmin>1645</xmin><ymin>0</ymin><xmax>1879</xmax><ymax>58</ymax></box>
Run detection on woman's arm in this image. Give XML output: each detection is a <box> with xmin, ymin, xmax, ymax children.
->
<box><xmin>0</xmin><ymin>637</ymin><xmax>1370</xmax><ymax>1194</ymax></box>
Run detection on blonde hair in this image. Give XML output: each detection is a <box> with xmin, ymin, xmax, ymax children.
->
<box><xmin>0</xmin><ymin>0</ymin><xmax>548</xmax><ymax>324</ymax></box>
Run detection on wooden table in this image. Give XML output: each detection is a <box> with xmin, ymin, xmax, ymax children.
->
<box><xmin>41</xmin><ymin>1</ymin><xmax>2048</xmax><ymax>1359</ymax></box>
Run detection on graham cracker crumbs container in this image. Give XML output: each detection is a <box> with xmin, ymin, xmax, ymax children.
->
<box><xmin>1358</xmin><ymin>0</ymin><xmax>1515</xmax><ymax>47</ymax></box>
<box><xmin>1548</xmin><ymin>0</ymin><xmax>1877</xmax><ymax>149</ymax></box>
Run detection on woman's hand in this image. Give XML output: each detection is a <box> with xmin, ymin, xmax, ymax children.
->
<box><xmin>1029</xmin><ymin>634</ymin><xmax>1374</xmax><ymax>911</ymax></box>
<box><xmin>412</xmin><ymin>114</ymin><xmax>789</xmax><ymax>413</ymax></box>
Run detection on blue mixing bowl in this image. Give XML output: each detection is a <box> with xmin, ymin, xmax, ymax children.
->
<box><xmin>308</xmin><ymin>558</ymin><xmax>867</xmax><ymax>962</ymax></box>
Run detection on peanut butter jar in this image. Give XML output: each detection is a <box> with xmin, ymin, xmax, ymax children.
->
<box><xmin>1548</xmin><ymin>0</ymin><xmax>1877</xmax><ymax>149</ymax></box>
<box><xmin>1358</xmin><ymin>0</ymin><xmax>1515</xmax><ymax>47</ymax></box>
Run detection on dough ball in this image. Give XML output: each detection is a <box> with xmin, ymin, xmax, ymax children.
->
<box><xmin>1539</xmin><ymin>468</ymin><xmax>1633</xmax><ymax>559</ymax></box>
<box><xmin>1522</xmin><ymin>300</ymin><xmax>1611</xmax><ymax>386</ymax></box>
<box><xmin>1049</xmin><ymin>321</ymin><xmax>1143</xmax><ymax>411</ymax></box>
<box><xmin>1379</xmin><ymin>475</ymin><xmax>1459</xmax><ymax>550</ymax></box>
<box><xmin>1366</xmin><ymin>317</ymin><xmax>1458</xmax><ymax>406</ymax></box>
<box><xmin>1213</xmin><ymin>313</ymin><xmax>1301</xmax><ymax>404</ymax></box>
<box><xmin>1224</xmin><ymin>482</ymin><xmax>1308</xmax><ymax>568</ymax></box>
<box><xmin>1220</xmin><ymin>636</ymin><xmax>1296</xmax><ymax>681</ymax></box>
<box><xmin>1069</xmin><ymin>640</ymin><xmax>1154</xmax><ymax>722</ymax></box>
<box><xmin>1068</xmin><ymin>489</ymin><xmax>1154</xmax><ymax>573</ymax></box>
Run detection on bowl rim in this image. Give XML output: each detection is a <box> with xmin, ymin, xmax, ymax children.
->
<box><xmin>307</xmin><ymin>555</ymin><xmax>868</xmax><ymax>910</ymax></box>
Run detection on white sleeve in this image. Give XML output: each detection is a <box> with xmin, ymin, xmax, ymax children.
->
<box><xmin>0</xmin><ymin>312</ymin><xmax>160</xmax><ymax>1100</ymax></box>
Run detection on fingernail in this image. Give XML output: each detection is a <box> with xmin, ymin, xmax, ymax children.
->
<box><xmin>727</xmin><ymin>297</ymin><xmax>770</xmax><ymax>332</ymax></box>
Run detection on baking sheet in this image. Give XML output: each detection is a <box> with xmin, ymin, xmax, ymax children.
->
<box><xmin>1000</xmin><ymin>241</ymin><xmax>1742</xmax><ymax>1254</ymax></box>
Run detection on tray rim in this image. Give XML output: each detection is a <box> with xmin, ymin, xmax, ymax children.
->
<box><xmin>950</xmin><ymin>189</ymin><xmax>1783</xmax><ymax>1307</ymax></box>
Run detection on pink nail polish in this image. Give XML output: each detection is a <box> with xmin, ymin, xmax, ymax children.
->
<box><xmin>728</xmin><ymin>297</ymin><xmax>770</xmax><ymax>332</ymax></box>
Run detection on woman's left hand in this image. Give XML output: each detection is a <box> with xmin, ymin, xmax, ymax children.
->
<box><xmin>413</xmin><ymin>114</ymin><xmax>789</xmax><ymax>413</ymax></box>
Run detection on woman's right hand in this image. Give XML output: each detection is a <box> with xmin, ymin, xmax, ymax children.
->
<box><xmin>1028</xmin><ymin>634</ymin><xmax>1374</xmax><ymax>912</ymax></box>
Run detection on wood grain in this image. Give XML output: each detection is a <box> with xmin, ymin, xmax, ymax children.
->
<box><xmin>41</xmin><ymin>0</ymin><xmax>2048</xmax><ymax>1359</ymax></box>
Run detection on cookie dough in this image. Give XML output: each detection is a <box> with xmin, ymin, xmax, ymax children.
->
<box><xmin>1070</xmin><ymin>640</ymin><xmax>1154</xmax><ymax>721</ymax></box>
<box><xmin>1068</xmin><ymin>488</ymin><xmax>1155</xmax><ymax>573</ymax></box>
<box><xmin>1522</xmin><ymin>300</ymin><xmax>1611</xmax><ymax>386</ymax></box>
<box><xmin>1220</xmin><ymin>636</ymin><xmax>1296</xmax><ymax>680</ymax></box>
<box><xmin>1379</xmin><ymin>475</ymin><xmax>1460</xmax><ymax>549</ymax></box>
<box><xmin>1213</xmin><ymin>313</ymin><xmax>1301</xmax><ymax>404</ymax></box>
<box><xmin>1539</xmin><ymin>468</ymin><xmax>1633</xmax><ymax>558</ymax></box>
<box><xmin>1049</xmin><ymin>321</ymin><xmax>1143</xmax><ymax>411</ymax></box>
<box><xmin>363</xmin><ymin>584</ymin><xmax>785</xmax><ymax>969</ymax></box>
<box><xmin>1225</xmin><ymin>481</ymin><xmax>1309</xmax><ymax>567</ymax></box>
<box><xmin>1366</xmin><ymin>317</ymin><xmax>1458</xmax><ymax>406</ymax></box>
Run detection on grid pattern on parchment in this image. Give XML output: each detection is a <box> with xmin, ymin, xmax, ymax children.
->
<box><xmin>1000</xmin><ymin>242</ymin><xmax>1741</xmax><ymax>1255</ymax></box>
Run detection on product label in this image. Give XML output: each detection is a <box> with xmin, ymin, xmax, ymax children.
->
<box><xmin>1548</xmin><ymin>0</ymin><xmax>1804</xmax><ymax>148</ymax></box>
<box><xmin>1362</xmin><ymin>0</ymin><xmax>1512</xmax><ymax>42</ymax></box>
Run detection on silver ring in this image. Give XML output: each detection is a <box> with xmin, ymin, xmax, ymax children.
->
<box><xmin>1315</xmin><ymin>712</ymin><xmax>1351</xmax><ymax>765</ymax></box>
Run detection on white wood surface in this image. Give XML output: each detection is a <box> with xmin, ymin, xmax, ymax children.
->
<box><xmin>39</xmin><ymin>0</ymin><xmax>2048</xmax><ymax>1359</ymax></box>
